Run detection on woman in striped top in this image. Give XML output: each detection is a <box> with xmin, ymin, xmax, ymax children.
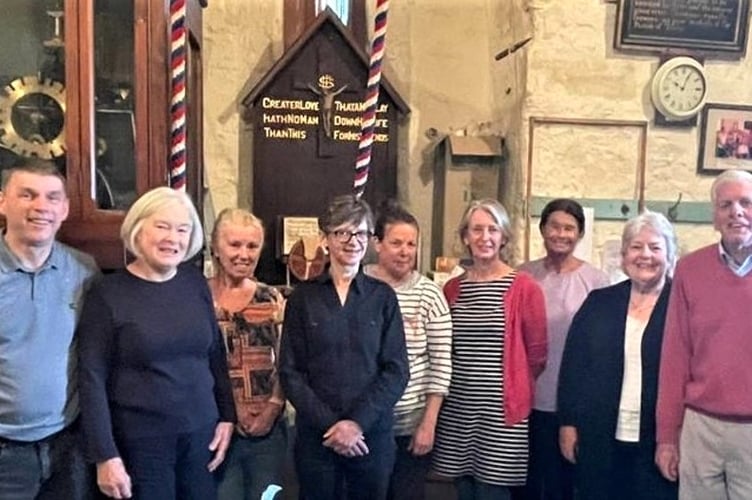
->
<box><xmin>365</xmin><ymin>201</ymin><xmax>453</xmax><ymax>500</ymax></box>
<box><xmin>432</xmin><ymin>199</ymin><xmax>547</xmax><ymax>500</ymax></box>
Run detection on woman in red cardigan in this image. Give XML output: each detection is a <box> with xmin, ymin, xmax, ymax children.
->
<box><xmin>432</xmin><ymin>198</ymin><xmax>547</xmax><ymax>500</ymax></box>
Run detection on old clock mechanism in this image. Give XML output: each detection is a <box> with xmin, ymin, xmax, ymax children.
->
<box><xmin>0</xmin><ymin>10</ymin><xmax>66</xmax><ymax>160</ymax></box>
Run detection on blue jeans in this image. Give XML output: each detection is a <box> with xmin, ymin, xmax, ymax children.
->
<box><xmin>0</xmin><ymin>422</ymin><xmax>95</xmax><ymax>500</ymax></box>
<box><xmin>217</xmin><ymin>419</ymin><xmax>288</xmax><ymax>500</ymax></box>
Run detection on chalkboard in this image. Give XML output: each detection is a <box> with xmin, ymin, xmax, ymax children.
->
<box><xmin>616</xmin><ymin>0</ymin><xmax>750</xmax><ymax>56</ymax></box>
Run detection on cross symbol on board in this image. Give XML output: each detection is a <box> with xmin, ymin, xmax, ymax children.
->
<box><xmin>292</xmin><ymin>41</ymin><xmax>360</xmax><ymax>157</ymax></box>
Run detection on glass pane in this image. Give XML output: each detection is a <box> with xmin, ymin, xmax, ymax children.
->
<box><xmin>93</xmin><ymin>0</ymin><xmax>136</xmax><ymax>210</ymax></box>
<box><xmin>0</xmin><ymin>0</ymin><xmax>66</xmax><ymax>177</ymax></box>
<box><xmin>315</xmin><ymin>0</ymin><xmax>350</xmax><ymax>25</ymax></box>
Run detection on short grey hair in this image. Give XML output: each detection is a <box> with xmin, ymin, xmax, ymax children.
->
<box><xmin>621</xmin><ymin>210</ymin><xmax>678</xmax><ymax>277</ymax></box>
<box><xmin>120</xmin><ymin>187</ymin><xmax>204</xmax><ymax>261</ymax></box>
<box><xmin>458</xmin><ymin>198</ymin><xmax>513</xmax><ymax>244</ymax></box>
<box><xmin>711</xmin><ymin>169</ymin><xmax>752</xmax><ymax>204</ymax></box>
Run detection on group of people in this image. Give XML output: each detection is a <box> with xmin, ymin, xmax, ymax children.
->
<box><xmin>1</xmin><ymin>156</ymin><xmax>752</xmax><ymax>500</ymax></box>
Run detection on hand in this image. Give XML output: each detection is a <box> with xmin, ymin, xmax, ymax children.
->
<box><xmin>559</xmin><ymin>425</ymin><xmax>579</xmax><ymax>464</ymax></box>
<box><xmin>96</xmin><ymin>457</ymin><xmax>132</xmax><ymax>499</ymax></box>
<box><xmin>408</xmin><ymin>420</ymin><xmax>435</xmax><ymax>456</ymax></box>
<box><xmin>207</xmin><ymin>421</ymin><xmax>234</xmax><ymax>472</ymax></box>
<box><xmin>655</xmin><ymin>443</ymin><xmax>680</xmax><ymax>482</ymax></box>
<box><xmin>242</xmin><ymin>403</ymin><xmax>281</xmax><ymax>437</ymax></box>
<box><xmin>322</xmin><ymin>420</ymin><xmax>367</xmax><ymax>456</ymax></box>
<box><xmin>341</xmin><ymin>436</ymin><xmax>370</xmax><ymax>457</ymax></box>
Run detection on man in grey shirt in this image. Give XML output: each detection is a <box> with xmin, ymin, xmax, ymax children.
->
<box><xmin>0</xmin><ymin>159</ymin><xmax>98</xmax><ymax>499</ymax></box>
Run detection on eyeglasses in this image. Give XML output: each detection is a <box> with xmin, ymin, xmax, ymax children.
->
<box><xmin>330</xmin><ymin>229</ymin><xmax>372</xmax><ymax>243</ymax></box>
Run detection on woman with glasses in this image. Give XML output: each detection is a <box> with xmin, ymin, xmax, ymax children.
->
<box><xmin>432</xmin><ymin>198</ymin><xmax>548</xmax><ymax>500</ymax></box>
<box><xmin>279</xmin><ymin>194</ymin><xmax>409</xmax><ymax>500</ymax></box>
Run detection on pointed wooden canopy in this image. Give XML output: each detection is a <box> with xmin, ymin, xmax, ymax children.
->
<box><xmin>242</xmin><ymin>9</ymin><xmax>409</xmax><ymax>115</ymax></box>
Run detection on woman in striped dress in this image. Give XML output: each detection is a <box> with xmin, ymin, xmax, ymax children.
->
<box><xmin>365</xmin><ymin>201</ymin><xmax>453</xmax><ymax>500</ymax></box>
<box><xmin>432</xmin><ymin>199</ymin><xmax>548</xmax><ymax>500</ymax></box>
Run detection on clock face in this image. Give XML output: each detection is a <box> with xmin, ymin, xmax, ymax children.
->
<box><xmin>660</xmin><ymin>65</ymin><xmax>706</xmax><ymax>115</ymax></box>
<box><xmin>0</xmin><ymin>76</ymin><xmax>66</xmax><ymax>159</ymax></box>
<box><xmin>651</xmin><ymin>57</ymin><xmax>708</xmax><ymax>121</ymax></box>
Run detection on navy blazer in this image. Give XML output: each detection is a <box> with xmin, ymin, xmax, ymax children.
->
<box><xmin>558</xmin><ymin>279</ymin><xmax>671</xmax><ymax>452</ymax></box>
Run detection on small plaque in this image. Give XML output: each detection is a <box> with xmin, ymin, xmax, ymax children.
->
<box><xmin>279</xmin><ymin>216</ymin><xmax>320</xmax><ymax>256</ymax></box>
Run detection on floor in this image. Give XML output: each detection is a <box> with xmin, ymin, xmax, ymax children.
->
<box><xmin>280</xmin><ymin>475</ymin><xmax>458</xmax><ymax>500</ymax></box>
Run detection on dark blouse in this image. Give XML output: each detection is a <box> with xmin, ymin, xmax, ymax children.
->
<box><xmin>280</xmin><ymin>271</ymin><xmax>409</xmax><ymax>435</ymax></box>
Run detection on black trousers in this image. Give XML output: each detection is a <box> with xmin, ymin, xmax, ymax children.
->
<box><xmin>117</xmin><ymin>423</ymin><xmax>218</xmax><ymax>500</ymax></box>
<box><xmin>295</xmin><ymin>428</ymin><xmax>396</xmax><ymax>500</ymax></box>
<box><xmin>519</xmin><ymin>410</ymin><xmax>574</xmax><ymax>500</ymax></box>
<box><xmin>387</xmin><ymin>435</ymin><xmax>432</xmax><ymax>500</ymax></box>
<box><xmin>576</xmin><ymin>439</ymin><xmax>677</xmax><ymax>500</ymax></box>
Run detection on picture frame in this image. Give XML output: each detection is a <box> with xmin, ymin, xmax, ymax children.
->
<box><xmin>615</xmin><ymin>0</ymin><xmax>750</xmax><ymax>57</ymax></box>
<box><xmin>697</xmin><ymin>103</ymin><xmax>752</xmax><ymax>175</ymax></box>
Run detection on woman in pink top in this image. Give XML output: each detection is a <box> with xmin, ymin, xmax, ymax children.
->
<box><xmin>518</xmin><ymin>199</ymin><xmax>608</xmax><ymax>500</ymax></box>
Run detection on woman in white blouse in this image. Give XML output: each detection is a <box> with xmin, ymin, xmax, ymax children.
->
<box><xmin>557</xmin><ymin>212</ymin><xmax>678</xmax><ymax>500</ymax></box>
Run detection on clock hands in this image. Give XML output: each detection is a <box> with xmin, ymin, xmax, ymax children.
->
<box><xmin>680</xmin><ymin>70</ymin><xmax>693</xmax><ymax>91</ymax></box>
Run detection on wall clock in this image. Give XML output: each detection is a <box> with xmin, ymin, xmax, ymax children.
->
<box><xmin>650</xmin><ymin>56</ymin><xmax>707</xmax><ymax>123</ymax></box>
<box><xmin>0</xmin><ymin>75</ymin><xmax>66</xmax><ymax>159</ymax></box>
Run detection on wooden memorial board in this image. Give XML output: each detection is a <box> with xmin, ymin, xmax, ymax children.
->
<box><xmin>242</xmin><ymin>11</ymin><xmax>408</xmax><ymax>285</ymax></box>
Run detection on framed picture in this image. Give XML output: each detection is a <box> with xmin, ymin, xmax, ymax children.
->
<box><xmin>697</xmin><ymin>103</ymin><xmax>752</xmax><ymax>175</ymax></box>
<box><xmin>615</xmin><ymin>0</ymin><xmax>750</xmax><ymax>56</ymax></box>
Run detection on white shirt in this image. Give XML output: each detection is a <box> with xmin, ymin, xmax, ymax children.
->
<box><xmin>615</xmin><ymin>315</ymin><xmax>647</xmax><ymax>442</ymax></box>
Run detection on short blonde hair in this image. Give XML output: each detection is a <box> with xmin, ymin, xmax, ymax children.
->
<box><xmin>120</xmin><ymin>187</ymin><xmax>204</xmax><ymax>261</ymax></box>
<box><xmin>210</xmin><ymin>208</ymin><xmax>265</xmax><ymax>258</ymax></box>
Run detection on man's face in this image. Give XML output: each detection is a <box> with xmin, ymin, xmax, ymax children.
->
<box><xmin>0</xmin><ymin>171</ymin><xmax>69</xmax><ymax>249</ymax></box>
<box><xmin>713</xmin><ymin>180</ymin><xmax>752</xmax><ymax>250</ymax></box>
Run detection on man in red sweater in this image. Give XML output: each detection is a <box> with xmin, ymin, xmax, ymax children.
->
<box><xmin>656</xmin><ymin>169</ymin><xmax>752</xmax><ymax>500</ymax></box>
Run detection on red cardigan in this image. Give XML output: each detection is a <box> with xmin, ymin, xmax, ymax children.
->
<box><xmin>444</xmin><ymin>271</ymin><xmax>547</xmax><ymax>425</ymax></box>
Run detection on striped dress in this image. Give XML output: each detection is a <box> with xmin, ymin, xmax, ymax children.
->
<box><xmin>432</xmin><ymin>274</ymin><xmax>529</xmax><ymax>486</ymax></box>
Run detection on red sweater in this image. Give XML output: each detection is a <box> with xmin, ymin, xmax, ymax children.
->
<box><xmin>656</xmin><ymin>244</ymin><xmax>752</xmax><ymax>446</ymax></box>
<box><xmin>444</xmin><ymin>271</ymin><xmax>547</xmax><ymax>425</ymax></box>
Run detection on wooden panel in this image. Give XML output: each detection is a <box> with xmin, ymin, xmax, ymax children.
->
<box><xmin>64</xmin><ymin>0</ymin><xmax>83</xmax><ymax>218</ymax></box>
<box><xmin>284</xmin><ymin>0</ymin><xmax>314</xmax><ymax>49</ymax></box>
<box><xmin>147</xmin><ymin>0</ymin><xmax>169</xmax><ymax>188</ymax></box>
<box><xmin>54</xmin><ymin>0</ymin><xmax>204</xmax><ymax>269</ymax></box>
<box><xmin>250</xmin><ymin>21</ymin><xmax>399</xmax><ymax>284</ymax></box>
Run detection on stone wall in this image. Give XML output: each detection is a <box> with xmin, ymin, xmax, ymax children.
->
<box><xmin>522</xmin><ymin>0</ymin><xmax>752</xmax><ymax>265</ymax></box>
<box><xmin>202</xmin><ymin>0</ymin><xmax>528</xmax><ymax>271</ymax></box>
<box><xmin>202</xmin><ymin>0</ymin><xmax>752</xmax><ymax>272</ymax></box>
